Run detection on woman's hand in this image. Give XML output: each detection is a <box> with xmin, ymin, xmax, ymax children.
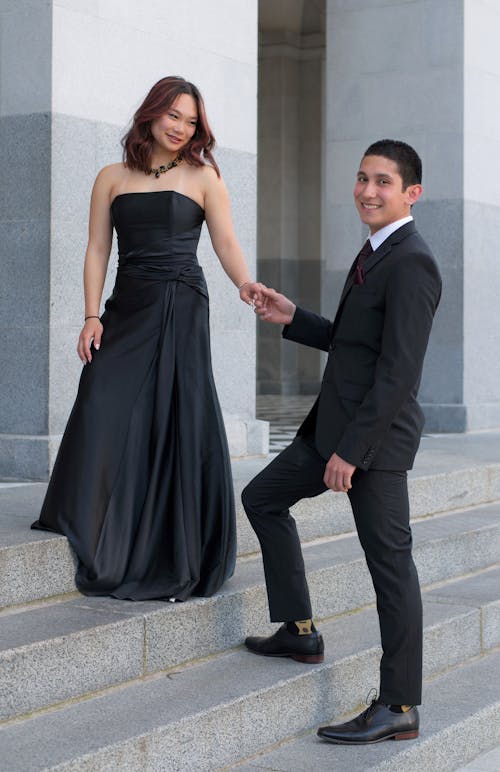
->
<box><xmin>254</xmin><ymin>287</ymin><xmax>296</xmax><ymax>326</ymax></box>
<box><xmin>77</xmin><ymin>318</ymin><xmax>103</xmax><ymax>364</ymax></box>
<box><xmin>239</xmin><ymin>281</ymin><xmax>267</xmax><ymax>306</ymax></box>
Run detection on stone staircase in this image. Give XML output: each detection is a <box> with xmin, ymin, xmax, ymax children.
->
<box><xmin>0</xmin><ymin>432</ymin><xmax>499</xmax><ymax>771</ymax></box>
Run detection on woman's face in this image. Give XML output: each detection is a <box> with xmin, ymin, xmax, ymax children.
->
<box><xmin>150</xmin><ymin>93</ymin><xmax>198</xmax><ymax>157</ymax></box>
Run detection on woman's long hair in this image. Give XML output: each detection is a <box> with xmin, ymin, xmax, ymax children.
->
<box><xmin>122</xmin><ymin>76</ymin><xmax>220</xmax><ymax>176</ymax></box>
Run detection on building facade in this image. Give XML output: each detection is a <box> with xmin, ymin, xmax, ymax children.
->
<box><xmin>1</xmin><ymin>0</ymin><xmax>499</xmax><ymax>479</ymax></box>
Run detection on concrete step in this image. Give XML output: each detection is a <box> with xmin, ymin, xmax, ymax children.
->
<box><xmin>231</xmin><ymin>648</ymin><xmax>500</xmax><ymax>772</ymax></box>
<box><xmin>0</xmin><ymin>569</ymin><xmax>498</xmax><ymax>771</ymax></box>
<box><xmin>1</xmin><ymin>451</ymin><xmax>500</xmax><ymax>609</ymax></box>
<box><xmin>0</xmin><ymin>484</ymin><xmax>76</xmax><ymax>608</ymax></box>
<box><xmin>1</xmin><ymin>500</ymin><xmax>498</xmax><ymax>722</ymax></box>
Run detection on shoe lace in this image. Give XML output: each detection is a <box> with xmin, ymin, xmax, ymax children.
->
<box><xmin>361</xmin><ymin>688</ymin><xmax>379</xmax><ymax>719</ymax></box>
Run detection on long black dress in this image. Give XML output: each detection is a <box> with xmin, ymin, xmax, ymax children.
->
<box><xmin>32</xmin><ymin>190</ymin><xmax>236</xmax><ymax>601</ymax></box>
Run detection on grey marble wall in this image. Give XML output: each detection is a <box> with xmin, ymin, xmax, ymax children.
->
<box><xmin>0</xmin><ymin>115</ymin><xmax>51</xmax><ymax>437</ymax></box>
<box><xmin>0</xmin><ymin>0</ymin><xmax>53</xmax><ymax>477</ymax></box>
<box><xmin>462</xmin><ymin>200</ymin><xmax>500</xmax><ymax>429</ymax></box>
<box><xmin>462</xmin><ymin>0</ymin><xmax>500</xmax><ymax>430</ymax></box>
<box><xmin>257</xmin><ymin>30</ymin><xmax>324</xmax><ymax>395</ymax></box>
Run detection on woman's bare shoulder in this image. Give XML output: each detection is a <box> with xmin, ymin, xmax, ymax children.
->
<box><xmin>185</xmin><ymin>161</ymin><xmax>219</xmax><ymax>180</ymax></box>
<box><xmin>193</xmin><ymin>162</ymin><xmax>225</xmax><ymax>194</ymax></box>
<box><xmin>201</xmin><ymin>162</ymin><xmax>221</xmax><ymax>179</ymax></box>
<box><xmin>92</xmin><ymin>163</ymin><xmax>134</xmax><ymax>202</ymax></box>
<box><xmin>95</xmin><ymin>162</ymin><xmax>128</xmax><ymax>184</ymax></box>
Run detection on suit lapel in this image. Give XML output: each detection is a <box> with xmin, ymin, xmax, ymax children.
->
<box><xmin>338</xmin><ymin>256</ymin><xmax>359</xmax><ymax>305</ymax></box>
<box><xmin>331</xmin><ymin>222</ymin><xmax>417</xmax><ymax>334</ymax></box>
<box><xmin>337</xmin><ymin>245</ymin><xmax>390</xmax><ymax>307</ymax></box>
<box><xmin>364</xmin><ymin>221</ymin><xmax>416</xmax><ymax>279</ymax></box>
<box><xmin>338</xmin><ymin>221</ymin><xmax>417</xmax><ymax>305</ymax></box>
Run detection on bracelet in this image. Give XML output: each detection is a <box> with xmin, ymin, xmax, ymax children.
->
<box><xmin>84</xmin><ymin>315</ymin><xmax>100</xmax><ymax>321</ymax></box>
<box><xmin>238</xmin><ymin>281</ymin><xmax>252</xmax><ymax>289</ymax></box>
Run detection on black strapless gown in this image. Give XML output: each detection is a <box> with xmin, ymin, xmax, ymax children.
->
<box><xmin>32</xmin><ymin>191</ymin><xmax>236</xmax><ymax>601</ymax></box>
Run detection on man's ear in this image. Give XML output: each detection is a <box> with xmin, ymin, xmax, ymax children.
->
<box><xmin>407</xmin><ymin>184</ymin><xmax>423</xmax><ymax>206</ymax></box>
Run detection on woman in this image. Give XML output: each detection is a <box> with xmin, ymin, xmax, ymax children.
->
<box><xmin>32</xmin><ymin>76</ymin><xmax>262</xmax><ymax>601</ymax></box>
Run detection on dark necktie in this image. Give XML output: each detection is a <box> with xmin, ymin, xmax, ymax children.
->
<box><xmin>354</xmin><ymin>239</ymin><xmax>373</xmax><ymax>285</ymax></box>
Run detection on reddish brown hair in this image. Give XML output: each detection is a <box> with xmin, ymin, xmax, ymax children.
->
<box><xmin>122</xmin><ymin>76</ymin><xmax>220</xmax><ymax>176</ymax></box>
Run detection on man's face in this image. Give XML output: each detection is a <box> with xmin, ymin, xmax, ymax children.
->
<box><xmin>353</xmin><ymin>155</ymin><xmax>422</xmax><ymax>233</ymax></box>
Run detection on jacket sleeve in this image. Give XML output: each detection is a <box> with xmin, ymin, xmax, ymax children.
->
<box><xmin>282</xmin><ymin>305</ymin><xmax>333</xmax><ymax>352</ymax></box>
<box><xmin>335</xmin><ymin>251</ymin><xmax>442</xmax><ymax>468</ymax></box>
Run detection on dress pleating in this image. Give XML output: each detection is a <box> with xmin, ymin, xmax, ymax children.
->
<box><xmin>32</xmin><ymin>190</ymin><xmax>236</xmax><ymax>600</ymax></box>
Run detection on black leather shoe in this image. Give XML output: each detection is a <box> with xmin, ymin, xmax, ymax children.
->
<box><xmin>317</xmin><ymin>699</ymin><xmax>419</xmax><ymax>744</ymax></box>
<box><xmin>245</xmin><ymin>624</ymin><xmax>324</xmax><ymax>663</ymax></box>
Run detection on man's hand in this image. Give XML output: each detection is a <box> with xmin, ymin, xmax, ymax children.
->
<box><xmin>324</xmin><ymin>452</ymin><xmax>356</xmax><ymax>492</ymax></box>
<box><xmin>254</xmin><ymin>287</ymin><xmax>296</xmax><ymax>326</ymax></box>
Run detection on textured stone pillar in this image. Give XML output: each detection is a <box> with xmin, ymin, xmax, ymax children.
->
<box><xmin>0</xmin><ymin>0</ymin><xmax>53</xmax><ymax>478</ymax></box>
<box><xmin>257</xmin><ymin>12</ymin><xmax>325</xmax><ymax>395</ymax></box>
<box><xmin>462</xmin><ymin>0</ymin><xmax>500</xmax><ymax>429</ymax></box>
<box><xmin>0</xmin><ymin>0</ymin><xmax>267</xmax><ymax>480</ymax></box>
<box><xmin>324</xmin><ymin>0</ymin><xmax>499</xmax><ymax>432</ymax></box>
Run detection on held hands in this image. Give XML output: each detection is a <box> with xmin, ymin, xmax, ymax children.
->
<box><xmin>77</xmin><ymin>318</ymin><xmax>103</xmax><ymax>364</ymax></box>
<box><xmin>239</xmin><ymin>283</ymin><xmax>296</xmax><ymax>326</ymax></box>
<box><xmin>323</xmin><ymin>452</ymin><xmax>356</xmax><ymax>493</ymax></box>
<box><xmin>253</xmin><ymin>286</ymin><xmax>296</xmax><ymax>326</ymax></box>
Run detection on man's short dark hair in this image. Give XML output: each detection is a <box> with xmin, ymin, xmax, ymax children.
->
<box><xmin>363</xmin><ymin>139</ymin><xmax>422</xmax><ymax>188</ymax></box>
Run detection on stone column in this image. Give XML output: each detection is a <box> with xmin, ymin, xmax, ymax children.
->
<box><xmin>462</xmin><ymin>0</ymin><xmax>500</xmax><ymax>429</ymax></box>
<box><xmin>324</xmin><ymin>0</ymin><xmax>499</xmax><ymax>432</ymax></box>
<box><xmin>0</xmin><ymin>0</ymin><xmax>267</xmax><ymax>480</ymax></box>
<box><xmin>0</xmin><ymin>0</ymin><xmax>53</xmax><ymax>478</ymax></box>
<box><xmin>257</xmin><ymin>27</ymin><xmax>324</xmax><ymax>395</ymax></box>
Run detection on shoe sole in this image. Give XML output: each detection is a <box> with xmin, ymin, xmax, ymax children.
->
<box><xmin>245</xmin><ymin>648</ymin><xmax>324</xmax><ymax>664</ymax></box>
<box><xmin>317</xmin><ymin>730</ymin><xmax>419</xmax><ymax>744</ymax></box>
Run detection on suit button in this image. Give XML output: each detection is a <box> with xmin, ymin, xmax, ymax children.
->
<box><xmin>329</xmin><ymin>342</ymin><xmax>336</xmax><ymax>352</ymax></box>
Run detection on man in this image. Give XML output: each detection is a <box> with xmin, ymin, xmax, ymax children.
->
<box><xmin>242</xmin><ymin>139</ymin><xmax>442</xmax><ymax>744</ymax></box>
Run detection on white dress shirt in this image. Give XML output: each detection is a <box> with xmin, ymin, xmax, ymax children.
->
<box><xmin>368</xmin><ymin>215</ymin><xmax>413</xmax><ymax>252</ymax></box>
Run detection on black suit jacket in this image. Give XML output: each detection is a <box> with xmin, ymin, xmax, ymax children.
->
<box><xmin>283</xmin><ymin>222</ymin><xmax>442</xmax><ymax>471</ymax></box>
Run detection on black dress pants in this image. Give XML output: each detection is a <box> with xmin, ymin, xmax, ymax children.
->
<box><xmin>241</xmin><ymin>435</ymin><xmax>423</xmax><ymax>705</ymax></box>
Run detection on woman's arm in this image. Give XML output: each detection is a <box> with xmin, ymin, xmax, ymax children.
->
<box><xmin>77</xmin><ymin>167</ymin><xmax>114</xmax><ymax>364</ymax></box>
<box><xmin>203</xmin><ymin>168</ymin><xmax>263</xmax><ymax>304</ymax></box>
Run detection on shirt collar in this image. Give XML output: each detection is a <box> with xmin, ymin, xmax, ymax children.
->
<box><xmin>368</xmin><ymin>215</ymin><xmax>413</xmax><ymax>252</ymax></box>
